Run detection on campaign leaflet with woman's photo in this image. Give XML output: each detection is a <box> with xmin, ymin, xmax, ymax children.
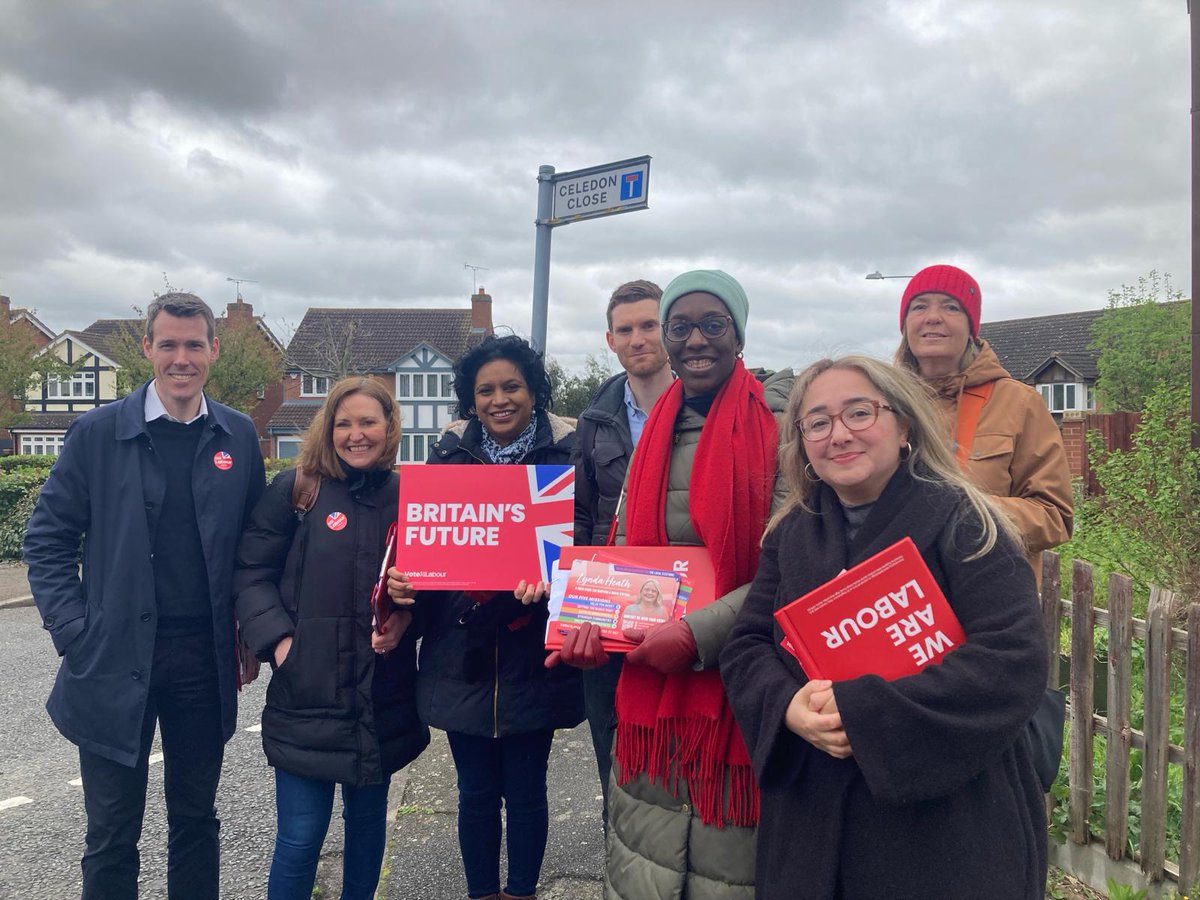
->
<box><xmin>545</xmin><ymin>559</ymin><xmax>680</xmax><ymax>652</ymax></box>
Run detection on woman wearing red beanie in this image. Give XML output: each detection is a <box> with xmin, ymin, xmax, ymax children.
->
<box><xmin>895</xmin><ymin>264</ymin><xmax>1073</xmax><ymax>584</ymax></box>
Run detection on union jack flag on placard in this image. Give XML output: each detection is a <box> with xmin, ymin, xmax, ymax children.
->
<box><xmin>396</xmin><ymin>464</ymin><xmax>575</xmax><ymax>591</ymax></box>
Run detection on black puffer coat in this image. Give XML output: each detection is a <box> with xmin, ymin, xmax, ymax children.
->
<box><xmin>415</xmin><ymin>413</ymin><xmax>585</xmax><ymax>738</ymax></box>
<box><xmin>234</xmin><ymin>467</ymin><xmax>429</xmax><ymax>784</ymax></box>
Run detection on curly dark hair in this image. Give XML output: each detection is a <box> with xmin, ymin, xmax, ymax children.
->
<box><xmin>453</xmin><ymin>334</ymin><xmax>554</xmax><ymax>418</ymax></box>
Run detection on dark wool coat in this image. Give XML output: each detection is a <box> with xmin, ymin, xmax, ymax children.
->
<box><xmin>573</xmin><ymin>373</ymin><xmax>634</xmax><ymax>547</ymax></box>
<box><xmin>720</xmin><ymin>467</ymin><xmax>1049</xmax><ymax>900</ymax></box>
<box><xmin>24</xmin><ymin>383</ymin><xmax>265</xmax><ymax>767</ymax></box>
<box><xmin>234</xmin><ymin>467</ymin><xmax>429</xmax><ymax>784</ymax></box>
<box><xmin>415</xmin><ymin>413</ymin><xmax>584</xmax><ymax>738</ymax></box>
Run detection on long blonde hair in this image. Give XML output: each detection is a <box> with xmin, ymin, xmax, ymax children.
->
<box><xmin>296</xmin><ymin>377</ymin><xmax>402</xmax><ymax>479</ymax></box>
<box><xmin>765</xmin><ymin>355</ymin><xmax>1021</xmax><ymax>560</ymax></box>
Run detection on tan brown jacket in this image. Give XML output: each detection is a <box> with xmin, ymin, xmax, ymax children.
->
<box><xmin>922</xmin><ymin>340</ymin><xmax>1074</xmax><ymax>580</ymax></box>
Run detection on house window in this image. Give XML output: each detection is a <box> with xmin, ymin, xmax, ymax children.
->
<box><xmin>276</xmin><ymin>437</ymin><xmax>302</xmax><ymax>459</ymax></box>
<box><xmin>397</xmin><ymin>370</ymin><xmax>452</xmax><ymax>400</ymax></box>
<box><xmin>19</xmin><ymin>434</ymin><xmax>66</xmax><ymax>456</ymax></box>
<box><xmin>47</xmin><ymin>372</ymin><xmax>95</xmax><ymax>399</ymax></box>
<box><xmin>1038</xmin><ymin>382</ymin><xmax>1088</xmax><ymax>413</ymax></box>
<box><xmin>400</xmin><ymin>433</ymin><xmax>434</xmax><ymax>463</ymax></box>
<box><xmin>301</xmin><ymin>375</ymin><xmax>331</xmax><ymax>397</ymax></box>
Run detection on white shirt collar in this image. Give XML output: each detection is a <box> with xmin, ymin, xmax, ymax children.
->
<box><xmin>144</xmin><ymin>380</ymin><xmax>209</xmax><ymax>425</ymax></box>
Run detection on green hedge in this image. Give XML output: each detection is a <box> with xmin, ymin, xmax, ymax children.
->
<box><xmin>0</xmin><ymin>468</ymin><xmax>51</xmax><ymax>561</ymax></box>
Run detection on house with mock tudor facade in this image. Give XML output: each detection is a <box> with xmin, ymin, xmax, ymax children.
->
<box><xmin>268</xmin><ymin>287</ymin><xmax>494</xmax><ymax>462</ymax></box>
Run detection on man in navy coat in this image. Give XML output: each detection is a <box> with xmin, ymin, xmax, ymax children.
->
<box><xmin>24</xmin><ymin>292</ymin><xmax>266</xmax><ymax>900</ymax></box>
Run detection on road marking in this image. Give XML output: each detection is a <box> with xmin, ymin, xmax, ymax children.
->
<box><xmin>245</xmin><ymin>724</ymin><xmax>262</xmax><ymax>733</ymax></box>
<box><xmin>1</xmin><ymin>796</ymin><xmax>33</xmax><ymax>811</ymax></box>
<box><xmin>149</xmin><ymin>752</ymin><xmax>164</xmax><ymax>766</ymax></box>
<box><xmin>69</xmin><ymin>777</ymin><xmax>82</xmax><ymax>787</ymax></box>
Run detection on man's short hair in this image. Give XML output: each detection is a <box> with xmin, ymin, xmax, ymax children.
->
<box><xmin>606</xmin><ymin>280</ymin><xmax>662</xmax><ymax>330</ymax></box>
<box><xmin>146</xmin><ymin>292</ymin><xmax>217</xmax><ymax>344</ymax></box>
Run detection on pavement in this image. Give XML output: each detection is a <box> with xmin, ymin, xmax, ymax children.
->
<box><xmin>2</xmin><ymin>560</ymin><xmax>608</xmax><ymax>899</ymax></box>
<box><xmin>0</xmin><ymin>561</ymin><xmax>33</xmax><ymax>610</ymax></box>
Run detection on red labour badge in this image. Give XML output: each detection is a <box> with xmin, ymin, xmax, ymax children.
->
<box><xmin>212</xmin><ymin>451</ymin><xmax>233</xmax><ymax>471</ymax></box>
<box><xmin>326</xmin><ymin>512</ymin><xmax>348</xmax><ymax>532</ymax></box>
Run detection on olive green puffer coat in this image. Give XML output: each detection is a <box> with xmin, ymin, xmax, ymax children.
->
<box><xmin>606</xmin><ymin>368</ymin><xmax>793</xmax><ymax>900</ymax></box>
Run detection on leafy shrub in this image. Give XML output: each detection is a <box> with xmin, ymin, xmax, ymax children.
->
<box><xmin>0</xmin><ymin>454</ymin><xmax>57</xmax><ymax>472</ymax></box>
<box><xmin>265</xmin><ymin>457</ymin><xmax>293</xmax><ymax>483</ymax></box>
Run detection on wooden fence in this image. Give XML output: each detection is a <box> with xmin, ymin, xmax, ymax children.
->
<box><xmin>1042</xmin><ymin>551</ymin><xmax>1200</xmax><ymax>898</ymax></box>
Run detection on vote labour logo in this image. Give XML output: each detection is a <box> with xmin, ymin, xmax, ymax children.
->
<box><xmin>620</xmin><ymin>170</ymin><xmax>644</xmax><ymax>201</ymax></box>
<box><xmin>212</xmin><ymin>451</ymin><xmax>233</xmax><ymax>471</ymax></box>
<box><xmin>326</xmin><ymin>511</ymin><xmax>348</xmax><ymax>532</ymax></box>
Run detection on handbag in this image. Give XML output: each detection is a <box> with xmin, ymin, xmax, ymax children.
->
<box><xmin>1027</xmin><ymin>687</ymin><xmax>1067</xmax><ymax>792</ymax></box>
<box><xmin>955</xmin><ymin>380</ymin><xmax>1066</xmax><ymax>792</ymax></box>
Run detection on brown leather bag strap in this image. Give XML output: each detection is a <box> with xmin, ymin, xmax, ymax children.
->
<box><xmin>953</xmin><ymin>380</ymin><xmax>996</xmax><ymax>471</ymax></box>
<box><xmin>291</xmin><ymin>467</ymin><xmax>322</xmax><ymax>518</ymax></box>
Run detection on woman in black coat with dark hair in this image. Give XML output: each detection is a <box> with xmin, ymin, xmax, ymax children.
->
<box><xmin>389</xmin><ymin>334</ymin><xmax>584</xmax><ymax>900</ymax></box>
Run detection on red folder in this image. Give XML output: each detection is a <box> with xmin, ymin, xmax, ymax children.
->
<box><xmin>774</xmin><ymin>537</ymin><xmax>965</xmax><ymax>682</ymax></box>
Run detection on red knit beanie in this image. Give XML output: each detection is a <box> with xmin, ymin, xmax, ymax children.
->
<box><xmin>900</xmin><ymin>265</ymin><xmax>982</xmax><ymax>338</ymax></box>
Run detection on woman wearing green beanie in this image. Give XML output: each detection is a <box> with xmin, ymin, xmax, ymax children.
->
<box><xmin>556</xmin><ymin>269</ymin><xmax>791</xmax><ymax>899</ymax></box>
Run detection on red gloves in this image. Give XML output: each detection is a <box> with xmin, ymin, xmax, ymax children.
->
<box><xmin>545</xmin><ymin>622</ymin><xmax>610</xmax><ymax>670</ymax></box>
<box><xmin>624</xmin><ymin>620</ymin><xmax>698</xmax><ymax>674</ymax></box>
<box><xmin>545</xmin><ymin>619</ymin><xmax>699</xmax><ymax>674</ymax></box>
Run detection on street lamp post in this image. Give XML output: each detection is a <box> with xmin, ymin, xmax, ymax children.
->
<box><xmin>865</xmin><ymin>271</ymin><xmax>914</xmax><ymax>281</ymax></box>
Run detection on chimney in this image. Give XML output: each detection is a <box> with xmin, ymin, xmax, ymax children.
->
<box><xmin>226</xmin><ymin>297</ymin><xmax>254</xmax><ymax>326</ymax></box>
<box><xmin>0</xmin><ymin>296</ymin><xmax>10</xmax><ymax>317</ymax></box>
<box><xmin>470</xmin><ymin>287</ymin><xmax>493</xmax><ymax>334</ymax></box>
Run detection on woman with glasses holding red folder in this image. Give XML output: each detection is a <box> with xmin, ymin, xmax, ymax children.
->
<box><xmin>234</xmin><ymin>377</ymin><xmax>429</xmax><ymax>900</ymax></box>
<box><xmin>720</xmin><ymin>356</ymin><xmax>1049</xmax><ymax>899</ymax></box>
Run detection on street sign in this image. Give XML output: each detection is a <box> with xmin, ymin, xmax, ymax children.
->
<box><xmin>548</xmin><ymin>156</ymin><xmax>651</xmax><ymax>225</ymax></box>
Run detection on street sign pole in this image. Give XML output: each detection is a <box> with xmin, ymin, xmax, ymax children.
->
<box><xmin>531</xmin><ymin>164</ymin><xmax>555</xmax><ymax>353</ymax></box>
<box><xmin>528</xmin><ymin>155</ymin><xmax>651</xmax><ymax>355</ymax></box>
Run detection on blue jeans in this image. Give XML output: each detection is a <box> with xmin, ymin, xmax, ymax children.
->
<box><xmin>268</xmin><ymin>768</ymin><xmax>391</xmax><ymax>900</ymax></box>
<box><xmin>447</xmin><ymin>730</ymin><xmax>555</xmax><ymax>898</ymax></box>
<box><xmin>79</xmin><ymin>632</ymin><xmax>224</xmax><ymax>900</ymax></box>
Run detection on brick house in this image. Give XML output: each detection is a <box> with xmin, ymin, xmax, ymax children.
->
<box><xmin>268</xmin><ymin>287</ymin><xmax>494</xmax><ymax>462</ymax></box>
<box><xmin>979</xmin><ymin>309</ymin><xmax>1105</xmax><ymax>420</ymax></box>
<box><xmin>0</xmin><ymin>294</ymin><xmax>57</xmax><ymax>453</ymax></box>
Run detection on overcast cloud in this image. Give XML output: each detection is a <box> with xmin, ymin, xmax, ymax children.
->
<box><xmin>0</xmin><ymin>0</ymin><xmax>1189</xmax><ymax>372</ymax></box>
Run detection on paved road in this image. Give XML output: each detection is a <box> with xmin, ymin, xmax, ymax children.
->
<box><xmin>0</xmin><ymin>589</ymin><xmax>606</xmax><ymax>899</ymax></box>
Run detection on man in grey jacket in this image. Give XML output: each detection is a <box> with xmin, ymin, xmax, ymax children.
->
<box><xmin>572</xmin><ymin>279</ymin><xmax>673</xmax><ymax>818</ymax></box>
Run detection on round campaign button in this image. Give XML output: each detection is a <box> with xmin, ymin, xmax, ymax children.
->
<box><xmin>213</xmin><ymin>451</ymin><xmax>233</xmax><ymax>471</ymax></box>
<box><xmin>326</xmin><ymin>512</ymin><xmax>348</xmax><ymax>532</ymax></box>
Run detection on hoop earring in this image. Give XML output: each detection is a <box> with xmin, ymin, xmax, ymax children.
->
<box><xmin>804</xmin><ymin>462</ymin><xmax>821</xmax><ymax>482</ymax></box>
<box><xmin>899</xmin><ymin>442</ymin><xmax>912</xmax><ymax>460</ymax></box>
<box><xmin>736</xmin><ymin>350</ymin><xmax>744</xmax><ymax>359</ymax></box>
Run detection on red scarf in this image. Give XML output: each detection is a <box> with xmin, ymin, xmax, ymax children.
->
<box><xmin>615</xmin><ymin>359</ymin><xmax>778</xmax><ymax>827</ymax></box>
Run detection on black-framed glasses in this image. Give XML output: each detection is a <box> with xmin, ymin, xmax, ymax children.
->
<box><xmin>662</xmin><ymin>315</ymin><xmax>733</xmax><ymax>343</ymax></box>
<box><xmin>796</xmin><ymin>400</ymin><xmax>895</xmax><ymax>441</ymax></box>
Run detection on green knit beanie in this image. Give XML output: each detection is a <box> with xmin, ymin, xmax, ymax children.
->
<box><xmin>659</xmin><ymin>269</ymin><xmax>748</xmax><ymax>343</ymax></box>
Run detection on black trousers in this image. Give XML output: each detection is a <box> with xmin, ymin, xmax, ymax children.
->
<box><xmin>581</xmin><ymin>654</ymin><xmax>624</xmax><ymax>824</ymax></box>
<box><xmin>78</xmin><ymin>632</ymin><xmax>225</xmax><ymax>900</ymax></box>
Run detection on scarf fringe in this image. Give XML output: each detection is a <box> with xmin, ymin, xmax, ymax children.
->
<box><xmin>616</xmin><ymin>715</ymin><xmax>760</xmax><ymax>829</ymax></box>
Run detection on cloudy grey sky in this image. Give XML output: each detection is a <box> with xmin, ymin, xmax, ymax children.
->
<box><xmin>0</xmin><ymin>0</ymin><xmax>1190</xmax><ymax>372</ymax></box>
